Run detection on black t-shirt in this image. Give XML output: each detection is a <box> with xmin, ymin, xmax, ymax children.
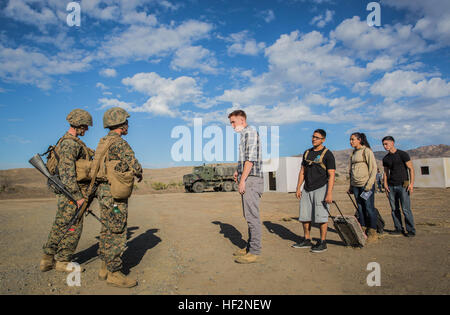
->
<box><xmin>302</xmin><ymin>147</ymin><xmax>336</xmax><ymax>192</ymax></box>
<box><xmin>382</xmin><ymin>149</ymin><xmax>411</xmax><ymax>186</ymax></box>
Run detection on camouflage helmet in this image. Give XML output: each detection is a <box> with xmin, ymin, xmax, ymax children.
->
<box><xmin>66</xmin><ymin>109</ymin><xmax>93</xmax><ymax>127</ymax></box>
<box><xmin>103</xmin><ymin>107</ymin><xmax>130</xmax><ymax>128</ymax></box>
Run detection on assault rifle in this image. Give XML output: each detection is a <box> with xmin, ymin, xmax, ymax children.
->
<box><xmin>29</xmin><ymin>154</ymin><xmax>108</xmax><ymax>245</ymax></box>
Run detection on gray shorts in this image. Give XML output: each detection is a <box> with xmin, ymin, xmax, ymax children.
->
<box><xmin>299</xmin><ymin>185</ymin><xmax>330</xmax><ymax>224</ymax></box>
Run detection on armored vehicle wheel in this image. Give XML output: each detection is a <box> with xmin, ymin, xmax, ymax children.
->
<box><xmin>192</xmin><ymin>181</ymin><xmax>205</xmax><ymax>193</ymax></box>
<box><xmin>232</xmin><ymin>182</ymin><xmax>238</xmax><ymax>191</ymax></box>
<box><xmin>222</xmin><ymin>181</ymin><xmax>233</xmax><ymax>192</ymax></box>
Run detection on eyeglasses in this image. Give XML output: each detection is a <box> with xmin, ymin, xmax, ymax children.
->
<box><xmin>312</xmin><ymin>136</ymin><xmax>324</xmax><ymax>140</ymax></box>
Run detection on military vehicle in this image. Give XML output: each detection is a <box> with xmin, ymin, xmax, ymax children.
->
<box><xmin>183</xmin><ymin>164</ymin><xmax>237</xmax><ymax>193</ymax></box>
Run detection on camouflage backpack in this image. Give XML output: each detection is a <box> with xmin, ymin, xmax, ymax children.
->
<box><xmin>44</xmin><ymin>134</ymin><xmax>93</xmax><ymax>181</ymax></box>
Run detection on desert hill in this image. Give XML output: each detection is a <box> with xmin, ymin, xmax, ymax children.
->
<box><xmin>0</xmin><ymin>145</ymin><xmax>448</xmax><ymax>199</ymax></box>
<box><xmin>296</xmin><ymin>144</ymin><xmax>450</xmax><ymax>177</ymax></box>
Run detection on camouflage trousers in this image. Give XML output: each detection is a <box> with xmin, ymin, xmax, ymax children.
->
<box><xmin>43</xmin><ymin>194</ymin><xmax>84</xmax><ymax>262</ymax></box>
<box><xmin>97</xmin><ymin>183</ymin><xmax>128</xmax><ymax>273</ymax></box>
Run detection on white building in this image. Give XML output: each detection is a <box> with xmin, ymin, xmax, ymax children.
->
<box><xmin>412</xmin><ymin>157</ymin><xmax>450</xmax><ymax>188</ymax></box>
<box><xmin>263</xmin><ymin>157</ymin><xmax>302</xmax><ymax>192</ymax></box>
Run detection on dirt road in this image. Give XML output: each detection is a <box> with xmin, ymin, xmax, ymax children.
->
<box><xmin>0</xmin><ymin>183</ymin><xmax>449</xmax><ymax>294</ymax></box>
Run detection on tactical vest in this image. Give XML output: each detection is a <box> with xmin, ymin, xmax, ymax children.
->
<box><xmin>90</xmin><ymin>135</ymin><xmax>135</xmax><ymax>199</ymax></box>
<box><xmin>304</xmin><ymin>148</ymin><xmax>329</xmax><ymax>171</ymax></box>
<box><xmin>45</xmin><ymin>134</ymin><xmax>93</xmax><ymax>182</ymax></box>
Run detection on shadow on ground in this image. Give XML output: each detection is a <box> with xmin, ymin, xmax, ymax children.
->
<box><xmin>263</xmin><ymin>221</ymin><xmax>346</xmax><ymax>247</ymax></box>
<box><xmin>212</xmin><ymin>221</ymin><xmax>247</xmax><ymax>249</ymax></box>
<box><xmin>73</xmin><ymin>226</ymin><xmax>162</xmax><ymax>274</ymax></box>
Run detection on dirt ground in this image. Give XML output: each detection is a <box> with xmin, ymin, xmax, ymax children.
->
<box><xmin>0</xmin><ymin>182</ymin><xmax>449</xmax><ymax>295</ymax></box>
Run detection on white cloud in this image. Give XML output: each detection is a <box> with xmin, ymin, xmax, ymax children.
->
<box><xmin>381</xmin><ymin>0</ymin><xmax>450</xmax><ymax>46</ymax></box>
<box><xmin>96</xmin><ymin>82</ymin><xmax>109</xmax><ymax>90</ymax></box>
<box><xmin>121</xmin><ymin>72</ymin><xmax>203</xmax><ymax>117</ymax></box>
<box><xmin>0</xmin><ymin>43</ymin><xmax>92</xmax><ymax>89</ymax></box>
<box><xmin>225</xmin><ymin>31</ymin><xmax>266</xmax><ymax>56</ymax></box>
<box><xmin>310</xmin><ymin>10</ymin><xmax>334</xmax><ymax>28</ymax></box>
<box><xmin>1</xmin><ymin>0</ymin><xmax>178</xmax><ymax>31</ymax></box>
<box><xmin>171</xmin><ymin>46</ymin><xmax>218</xmax><ymax>74</ymax></box>
<box><xmin>331</xmin><ymin>16</ymin><xmax>429</xmax><ymax>57</ymax></box>
<box><xmin>98</xmin><ymin>98</ymin><xmax>135</xmax><ymax>111</ymax></box>
<box><xmin>259</xmin><ymin>9</ymin><xmax>275</xmax><ymax>23</ymax></box>
<box><xmin>98</xmin><ymin>20</ymin><xmax>213</xmax><ymax>63</ymax></box>
<box><xmin>370</xmin><ymin>70</ymin><xmax>450</xmax><ymax>100</ymax></box>
<box><xmin>23</xmin><ymin>32</ymin><xmax>75</xmax><ymax>51</ymax></box>
<box><xmin>264</xmin><ymin>30</ymin><xmax>367</xmax><ymax>89</ymax></box>
<box><xmin>3</xmin><ymin>0</ymin><xmax>59</xmax><ymax>31</ymax></box>
<box><xmin>99</xmin><ymin>68</ymin><xmax>118</xmax><ymax>78</ymax></box>
<box><xmin>351</xmin><ymin>97</ymin><xmax>450</xmax><ymax>143</ymax></box>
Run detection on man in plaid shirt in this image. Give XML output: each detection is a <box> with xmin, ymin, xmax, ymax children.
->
<box><xmin>228</xmin><ymin>110</ymin><xmax>264</xmax><ymax>264</ymax></box>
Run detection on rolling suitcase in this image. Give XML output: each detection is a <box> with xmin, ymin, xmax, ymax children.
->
<box><xmin>326</xmin><ymin>201</ymin><xmax>367</xmax><ymax>247</ymax></box>
<box><xmin>347</xmin><ymin>192</ymin><xmax>385</xmax><ymax>234</ymax></box>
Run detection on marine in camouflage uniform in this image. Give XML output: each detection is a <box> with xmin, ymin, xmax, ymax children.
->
<box><xmin>40</xmin><ymin>109</ymin><xmax>94</xmax><ymax>272</ymax></box>
<box><xmin>96</xmin><ymin>107</ymin><xmax>142</xmax><ymax>288</ymax></box>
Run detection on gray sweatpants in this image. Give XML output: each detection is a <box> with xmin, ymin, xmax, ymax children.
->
<box><xmin>241</xmin><ymin>176</ymin><xmax>264</xmax><ymax>255</ymax></box>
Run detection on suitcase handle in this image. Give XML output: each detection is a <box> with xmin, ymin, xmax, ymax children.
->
<box><xmin>323</xmin><ymin>201</ymin><xmax>346</xmax><ymax>219</ymax></box>
<box><xmin>347</xmin><ymin>192</ymin><xmax>359</xmax><ymax>212</ymax></box>
<box><xmin>332</xmin><ymin>201</ymin><xmax>346</xmax><ymax>218</ymax></box>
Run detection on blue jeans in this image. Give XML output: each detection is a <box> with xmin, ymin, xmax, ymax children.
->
<box><xmin>351</xmin><ymin>185</ymin><xmax>377</xmax><ymax>229</ymax></box>
<box><xmin>388</xmin><ymin>185</ymin><xmax>416</xmax><ymax>234</ymax></box>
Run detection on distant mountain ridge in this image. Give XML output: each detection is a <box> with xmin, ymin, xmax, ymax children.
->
<box><xmin>297</xmin><ymin>144</ymin><xmax>450</xmax><ymax>176</ymax></box>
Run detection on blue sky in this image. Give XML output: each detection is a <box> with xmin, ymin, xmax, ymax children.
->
<box><xmin>0</xmin><ymin>0</ymin><xmax>449</xmax><ymax>169</ymax></box>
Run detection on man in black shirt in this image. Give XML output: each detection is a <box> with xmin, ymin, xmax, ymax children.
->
<box><xmin>293</xmin><ymin>129</ymin><xmax>336</xmax><ymax>253</ymax></box>
<box><xmin>382</xmin><ymin>136</ymin><xmax>416</xmax><ymax>237</ymax></box>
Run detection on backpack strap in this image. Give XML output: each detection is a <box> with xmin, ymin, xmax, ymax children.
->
<box><xmin>58</xmin><ymin>134</ymin><xmax>91</xmax><ymax>160</ymax></box>
<box><xmin>304</xmin><ymin>148</ymin><xmax>328</xmax><ymax>171</ymax></box>
<box><xmin>318</xmin><ymin>148</ymin><xmax>328</xmax><ymax>170</ymax></box>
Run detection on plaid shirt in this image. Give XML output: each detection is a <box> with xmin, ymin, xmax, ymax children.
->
<box><xmin>238</xmin><ymin>125</ymin><xmax>263</xmax><ymax>178</ymax></box>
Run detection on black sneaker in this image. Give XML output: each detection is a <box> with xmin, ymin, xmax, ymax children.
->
<box><xmin>389</xmin><ymin>229</ymin><xmax>403</xmax><ymax>236</ymax></box>
<box><xmin>292</xmin><ymin>239</ymin><xmax>313</xmax><ymax>249</ymax></box>
<box><xmin>310</xmin><ymin>240</ymin><xmax>327</xmax><ymax>253</ymax></box>
<box><xmin>405</xmin><ymin>232</ymin><xmax>416</xmax><ymax>238</ymax></box>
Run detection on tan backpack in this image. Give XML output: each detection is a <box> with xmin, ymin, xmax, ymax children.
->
<box><xmin>90</xmin><ymin>135</ymin><xmax>135</xmax><ymax>199</ymax></box>
<box><xmin>44</xmin><ymin>134</ymin><xmax>93</xmax><ymax>182</ymax></box>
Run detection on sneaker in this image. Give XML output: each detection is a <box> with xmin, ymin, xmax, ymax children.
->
<box><xmin>310</xmin><ymin>240</ymin><xmax>327</xmax><ymax>253</ymax></box>
<box><xmin>292</xmin><ymin>239</ymin><xmax>313</xmax><ymax>249</ymax></box>
<box><xmin>389</xmin><ymin>229</ymin><xmax>403</xmax><ymax>236</ymax></box>
<box><xmin>405</xmin><ymin>232</ymin><xmax>416</xmax><ymax>238</ymax></box>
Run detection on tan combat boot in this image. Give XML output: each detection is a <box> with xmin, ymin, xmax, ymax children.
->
<box><xmin>40</xmin><ymin>254</ymin><xmax>54</xmax><ymax>272</ymax></box>
<box><xmin>55</xmin><ymin>261</ymin><xmax>85</xmax><ymax>272</ymax></box>
<box><xmin>233</xmin><ymin>248</ymin><xmax>248</xmax><ymax>257</ymax></box>
<box><xmin>366</xmin><ymin>228</ymin><xmax>378</xmax><ymax>244</ymax></box>
<box><xmin>235</xmin><ymin>253</ymin><xmax>261</xmax><ymax>264</ymax></box>
<box><xmin>106</xmin><ymin>271</ymin><xmax>137</xmax><ymax>288</ymax></box>
<box><xmin>98</xmin><ymin>261</ymin><xmax>108</xmax><ymax>280</ymax></box>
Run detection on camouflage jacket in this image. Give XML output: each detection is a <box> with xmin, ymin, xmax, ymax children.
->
<box><xmin>104</xmin><ymin>131</ymin><xmax>143</xmax><ymax>176</ymax></box>
<box><xmin>57</xmin><ymin>132</ymin><xmax>93</xmax><ymax>200</ymax></box>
